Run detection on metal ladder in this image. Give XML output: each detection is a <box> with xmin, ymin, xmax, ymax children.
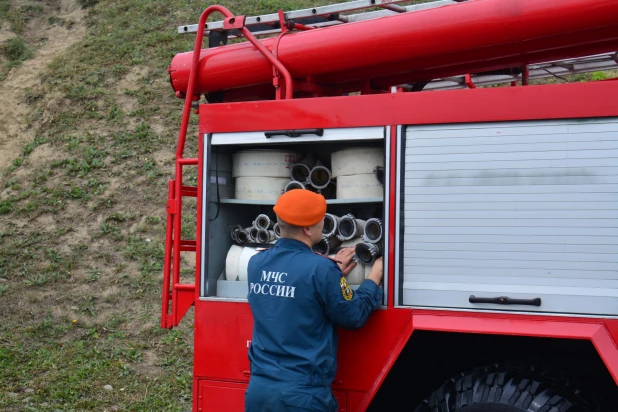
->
<box><xmin>178</xmin><ymin>0</ymin><xmax>461</xmax><ymax>39</ymax></box>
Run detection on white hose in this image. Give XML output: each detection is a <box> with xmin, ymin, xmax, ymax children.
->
<box><xmin>337</xmin><ymin>214</ymin><xmax>366</xmax><ymax>241</ymax></box>
<box><xmin>336</xmin><ymin>174</ymin><xmax>384</xmax><ymax>199</ymax></box>
<box><xmin>238</xmin><ymin>246</ymin><xmax>260</xmax><ymax>282</ymax></box>
<box><xmin>233</xmin><ymin>150</ymin><xmax>301</xmax><ymax>178</ymax></box>
<box><xmin>337</xmin><ymin>238</ymin><xmax>365</xmax><ymax>285</ymax></box>
<box><xmin>235</xmin><ymin>177</ymin><xmax>288</xmax><ymax>200</ymax></box>
<box><xmin>225</xmin><ymin>245</ymin><xmax>244</xmax><ymax>281</ymax></box>
<box><xmin>331</xmin><ymin>148</ymin><xmax>384</xmax><ymax>178</ymax></box>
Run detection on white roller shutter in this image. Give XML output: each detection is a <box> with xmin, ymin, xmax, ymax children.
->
<box><xmin>401</xmin><ymin>118</ymin><xmax>618</xmax><ymax>316</ymax></box>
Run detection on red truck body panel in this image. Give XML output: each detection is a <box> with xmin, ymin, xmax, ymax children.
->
<box><xmin>189</xmin><ymin>80</ymin><xmax>618</xmax><ymax>411</ymax></box>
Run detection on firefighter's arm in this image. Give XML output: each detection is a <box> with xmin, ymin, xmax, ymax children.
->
<box><xmin>316</xmin><ymin>259</ymin><xmax>383</xmax><ymax>330</ymax></box>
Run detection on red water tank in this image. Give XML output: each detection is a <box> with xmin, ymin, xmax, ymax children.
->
<box><xmin>169</xmin><ymin>0</ymin><xmax>618</xmax><ymax>96</ymax></box>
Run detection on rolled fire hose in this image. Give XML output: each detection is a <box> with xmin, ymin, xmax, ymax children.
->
<box><xmin>238</xmin><ymin>246</ymin><xmax>260</xmax><ymax>282</ymax></box>
<box><xmin>338</xmin><ymin>238</ymin><xmax>365</xmax><ymax>285</ymax></box>
<box><xmin>355</xmin><ymin>242</ymin><xmax>383</xmax><ymax>265</ymax></box>
<box><xmin>235</xmin><ymin>177</ymin><xmax>289</xmax><ymax>200</ymax></box>
<box><xmin>336</xmin><ymin>174</ymin><xmax>383</xmax><ymax>199</ymax></box>
<box><xmin>289</xmin><ymin>153</ymin><xmax>317</xmax><ymax>184</ymax></box>
<box><xmin>273</xmin><ymin>222</ymin><xmax>281</xmax><ymax>239</ymax></box>
<box><xmin>322</xmin><ymin>213</ymin><xmax>340</xmax><ymax>237</ymax></box>
<box><xmin>225</xmin><ymin>245</ymin><xmax>244</xmax><ymax>281</ymax></box>
<box><xmin>313</xmin><ymin>236</ymin><xmax>342</xmax><ymax>256</ymax></box>
<box><xmin>254</xmin><ymin>214</ymin><xmax>274</xmax><ymax>230</ymax></box>
<box><xmin>257</xmin><ymin>229</ymin><xmax>276</xmax><ymax>244</ymax></box>
<box><xmin>232</xmin><ymin>150</ymin><xmax>301</xmax><ymax>178</ymax></box>
<box><xmin>284</xmin><ymin>180</ymin><xmax>306</xmax><ymax>192</ymax></box>
<box><xmin>362</xmin><ymin>218</ymin><xmax>383</xmax><ymax>244</ymax></box>
<box><xmin>331</xmin><ymin>148</ymin><xmax>384</xmax><ymax>178</ymax></box>
<box><xmin>337</xmin><ymin>214</ymin><xmax>366</xmax><ymax>241</ymax></box>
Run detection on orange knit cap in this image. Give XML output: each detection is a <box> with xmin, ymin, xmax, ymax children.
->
<box><xmin>273</xmin><ymin>189</ymin><xmax>327</xmax><ymax>227</ymax></box>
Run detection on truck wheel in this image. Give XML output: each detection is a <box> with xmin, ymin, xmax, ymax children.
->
<box><xmin>414</xmin><ymin>363</ymin><xmax>606</xmax><ymax>412</ymax></box>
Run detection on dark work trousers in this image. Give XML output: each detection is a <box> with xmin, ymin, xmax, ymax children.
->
<box><xmin>245</xmin><ymin>376</ymin><xmax>338</xmax><ymax>412</ymax></box>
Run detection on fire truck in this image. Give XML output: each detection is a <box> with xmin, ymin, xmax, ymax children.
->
<box><xmin>161</xmin><ymin>0</ymin><xmax>618</xmax><ymax>410</ymax></box>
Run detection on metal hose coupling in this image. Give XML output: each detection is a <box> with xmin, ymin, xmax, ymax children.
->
<box><xmin>312</xmin><ymin>236</ymin><xmax>342</xmax><ymax>256</ymax></box>
<box><xmin>256</xmin><ymin>229</ymin><xmax>276</xmax><ymax>244</ymax></box>
<box><xmin>337</xmin><ymin>214</ymin><xmax>366</xmax><ymax>241</ymax></box>
<box><xmin>289</xmin><ymin>153</ymin><xmax>316</xmax><ymax>184</ymax></box>
<box><xmin>230</xmin><ymin>225</ymin><xmax>244</xmax><ymax>243</ymax></box>
<box><xmin>248</xmin><ymin>227</ymin><xmax>260</xmax><ymax>243</ymax></box>
<box><xmin>254</xmin><ymin>214</ymin><xmax>274</xmax><ymax>229</ymax></box>
<box><xmin>309</xmin><ymin>160</ymin><xmax>332</xmax><ymax>190</ymax></box>
<box><xmin>362</xmin><ymin>218</ymin><xmax>383</xmax><ymax>243</ymax></box>
<box><xmin>355</xmin><ymin>242</ymin><xmax>383</xmax><ymax>265</ymax></box>
<box><xmin>284</xmin><ymin>180</ymin><xmax>306</xmax><ymax>192</ymax></box>
<box><xmin>322</xmin><ymin>213</ymin><xmax>340</xmax><ymax>237</ymax></box>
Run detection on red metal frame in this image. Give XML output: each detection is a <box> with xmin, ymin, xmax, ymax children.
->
<box><xmin>189</xmin><ymin>80</ymin><xmax>618</xmax><ymax>411</ymax></box>
<box><xmin>162</xmin><ymin>5</ymin><xmax>298</xmax><ymax>328</ymax></box>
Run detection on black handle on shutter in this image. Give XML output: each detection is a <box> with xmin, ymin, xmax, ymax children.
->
<box><xmin>469</xmin><ymin>295</ymin><xmax>542</xmax><ymax>307</ymax></box>
<box><xmin>264</xmin><ymin>128</ymin><xmax>324</xmax><ymax>138</ymax></box>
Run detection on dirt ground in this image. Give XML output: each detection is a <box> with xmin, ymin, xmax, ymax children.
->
<box><xmin>0</xmin><ymin>0</ymin><xmax>86</xmax><ymax>172</ymax></box>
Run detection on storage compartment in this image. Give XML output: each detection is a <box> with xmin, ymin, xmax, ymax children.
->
<box><xmin>400</xmin><ymin>118</ymin><xmax>618</xmax><ymax>316</ymax></box>
<box><xmin>201</xmin><ymin>127</ymin><xmax>386</xmax><ymax>298</ymax></box>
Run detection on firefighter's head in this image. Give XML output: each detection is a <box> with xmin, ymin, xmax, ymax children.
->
<box><xmin>273</xmin><ymin>189</ymin><xmax>326</xmax><ymax>246</ymax></box>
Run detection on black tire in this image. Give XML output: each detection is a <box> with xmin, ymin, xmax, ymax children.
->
<box><xmin>414</xmin><ymin>363</ymin><xmax>607</xmax><ymax>412</ymax></box>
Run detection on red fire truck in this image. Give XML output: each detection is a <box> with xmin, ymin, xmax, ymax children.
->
<box><xmin>161</xmin><ymin>0</ymin><xmax>618</xmax><ymax>410</ymax></box>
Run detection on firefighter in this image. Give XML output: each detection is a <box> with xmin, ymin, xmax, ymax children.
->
<box><xmin>245</xmin><ymin>189</ymin><xmax>384</xmax><ymax>412</ymax></box>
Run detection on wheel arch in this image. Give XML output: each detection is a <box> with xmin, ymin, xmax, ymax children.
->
<box><xmin>367</xmin><ymin>314</ymin><xmax>618</xmax><ymax>410</ymax></box>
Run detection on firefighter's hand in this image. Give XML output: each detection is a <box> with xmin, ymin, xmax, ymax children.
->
<box><xmin>335</xmin><ymin>247</ymin><xmax>357</xmax><ymax>276</ymax></box>
<box><xmin>367</xmin><ymin>257</ymin><xmax>384</xmax><ymax>286</ymax></box>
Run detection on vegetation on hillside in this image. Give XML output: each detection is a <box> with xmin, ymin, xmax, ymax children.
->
<box><xmin>0</xmin><ymin>0</ymin><xmax>338</xmax><ymax>410</ymax></box>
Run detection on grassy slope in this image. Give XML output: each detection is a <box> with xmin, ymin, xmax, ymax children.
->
<box><xmin>0</xmin><ymin>0</ymin><xmax>344</xmax><ymax>410</ymax></box>
<box><xmin>0</xmin><ymin>0</ymin><xmax>615</xmax><ymax>410</ymax></box>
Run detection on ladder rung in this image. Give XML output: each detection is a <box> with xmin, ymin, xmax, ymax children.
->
<box><xmin>178</xmin><ymin>0</ymin><xmax>458</xmax><ymax>36</ymax></box>
<box><xmin>181</xmin><ymin>186</ymin><xmax>198</xmax><ymax>197</ymax></box>
<box><xmin>179</xmin><ymin>240</ymin><xmax>197</xmax><ymax>252</ymax></box>
<box><xmin>178</xmin><ymin>158</ymin><xmax>198</xmax><ymax>165</ymax></box>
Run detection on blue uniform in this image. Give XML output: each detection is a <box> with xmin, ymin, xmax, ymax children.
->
<box><xmin>245</xmin><ymin>238</ymin><xmax>383</xmax><ymax>411</ymax></box>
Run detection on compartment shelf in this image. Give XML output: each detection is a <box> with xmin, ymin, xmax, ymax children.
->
<box><xmin>218</xmin><ymin>198</ymin><xmax>383</xmax><ymax>205</ymax></box>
